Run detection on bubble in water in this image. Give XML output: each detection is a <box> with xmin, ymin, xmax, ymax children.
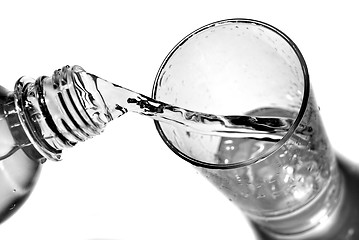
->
<box><xmin>9</xmin><ymin>204</ymin><xmax>16</xmax><ymax>211</ymax></box>
<box><xmin>257</xmin><ymin>194</ymin><xmax>266</xmax><ymax>199</ymax></box>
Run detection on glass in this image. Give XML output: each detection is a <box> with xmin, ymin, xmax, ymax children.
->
<box><xmin>152</xmin><ymin>19</ymin><xmax>342</xmax><ymax>236</ymax></box>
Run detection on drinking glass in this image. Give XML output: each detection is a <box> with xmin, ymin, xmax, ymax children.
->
<box><xmin>152</xmin><ymin>19</ymin><xmax>342</xmax><ymax>236</ymax></box>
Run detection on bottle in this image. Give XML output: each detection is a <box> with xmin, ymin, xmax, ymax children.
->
<box><xmin>0</xmin><ymin>65</ymin><xmax>110</xmax><ymax>223</ymax></box>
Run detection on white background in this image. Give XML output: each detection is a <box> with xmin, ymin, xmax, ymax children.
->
<box><xmin>1</xmin><ymin>1</ymin><xmax>359</xmax><ymax>239</ymax></box>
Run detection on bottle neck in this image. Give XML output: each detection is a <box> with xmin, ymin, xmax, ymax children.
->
<box><xmin>13</xmin><ymin>65</ymin><xmax>112</xmax><ymax>161</ymax></box>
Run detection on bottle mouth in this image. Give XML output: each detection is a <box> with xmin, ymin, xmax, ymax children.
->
<box><xmin>14</xmin><ymin>65</ymin><xmax>111</xmax><ymax>161</ymax></box>
<box><xmin>46</xmin><ymin>65</ymin><xmax>111</xmax><ymax>143</ymax></box>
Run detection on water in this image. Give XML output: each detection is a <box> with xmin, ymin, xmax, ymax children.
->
<box><xmin>199</xmin><ymin>107</ymin><xmax>342</xmax><ymax>236</ymax></box>
<box><xmin>78</xmin><ymin>70</ymin><xmax>296</xmax><ymax>141</ymax></box>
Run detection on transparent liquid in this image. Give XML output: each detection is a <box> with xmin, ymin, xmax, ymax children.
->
<box><xmin>81</xmin><ymin>71</ymin><xmax>296</xmax><ymax>141</ymax></box>
<box><xmin>0</xmin><ymin>91</ymin><xmax>42</xmax><ymax>223</ymax></box>
<box><xmin>200</xmin><ymin>107</ymin><xmax>341</xmax><ymax>236</ymax></box>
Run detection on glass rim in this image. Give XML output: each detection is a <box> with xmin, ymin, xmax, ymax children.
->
<box><xmin>152</xmin><ymin>18</ymin><xmax>310</xmax><ymax>169</ymax></box>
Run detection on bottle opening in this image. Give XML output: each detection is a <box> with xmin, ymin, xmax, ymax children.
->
<box><xmin>13</xmin><ymin>66</ymin><xmax>112</xmax><ymax>161</ymax></box>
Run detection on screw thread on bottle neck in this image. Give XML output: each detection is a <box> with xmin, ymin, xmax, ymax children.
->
<box><xmin>14</xmin><ymin>65</ymin><xmax>111</xmax><ymax>161</ymax></box>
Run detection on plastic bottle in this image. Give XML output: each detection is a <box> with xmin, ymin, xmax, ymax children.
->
<box><xmin>0</xmin><ymin>65</ymin><xmax>110</xmax><ymax>223</ymax></box>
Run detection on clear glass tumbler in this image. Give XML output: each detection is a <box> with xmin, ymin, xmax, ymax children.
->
<box><xmin>152</xmin><ymin>19</ymin><xmax>342</xmax><ymax>236</ymax></box>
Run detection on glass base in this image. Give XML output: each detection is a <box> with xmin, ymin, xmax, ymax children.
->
<box><xmin>253</xmin><ymin>155</ymin><xmax>359</xmax><ymax>240</ymax></box>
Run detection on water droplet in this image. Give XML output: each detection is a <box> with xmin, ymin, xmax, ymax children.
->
<box><xmin>9</xmin><ymin>204</ymin><xmax>16</xmax><ymax>211</ymax></box>
<box><xmin>13</xmin><ymin>189</ymin><xmax>16</xmax><ymax>192</ymax></box>
<box><xmin>312</xmin><ymin>183</ymin><xmax>320</xmax><ymax>191</ymax></box>
<box><xmin>256</xmin><ymin>194</ymin><xmax>266</xmax><ymax>199</ymax></box>
<box><xmin>286</xmin><ymin>166</ymin><xmax>294</xmax><ymax>174</ymax></box>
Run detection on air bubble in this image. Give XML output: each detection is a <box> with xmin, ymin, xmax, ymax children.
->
<box><xmin>242</xmin><ymin>193</ymin><xmax>250</xmax><ymax>198</ymax></box>
<box><xmin>9</xmin><ymin>204</ymin><xmax>16</xmax><ymax>211</ymax></box>
<box><xmin>256</xmin><ymin>194</ymin><xmax>266</xmax><ymax>199</ymax></box>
